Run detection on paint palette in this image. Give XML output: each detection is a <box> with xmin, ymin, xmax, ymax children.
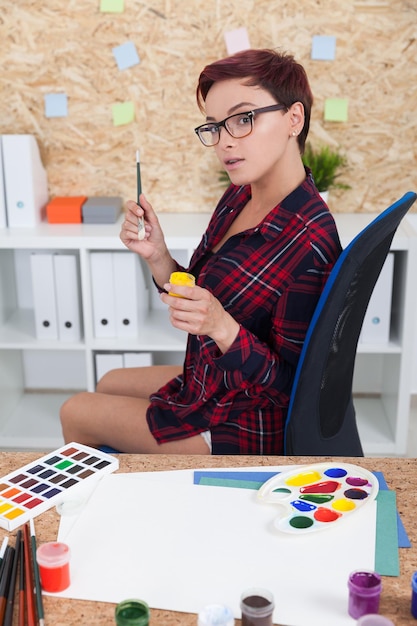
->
<box><xmin>0</xmin><ymin>442</ymin><xmax>119</xmax><ymax>531</ymax></box>
<box><xmin>257</xmin><ymin>462</ymin><xmax>379</xmax><ymax>534</ymax></box>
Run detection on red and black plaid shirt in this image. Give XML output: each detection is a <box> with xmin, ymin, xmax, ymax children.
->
<box><xmin>147</xmin><ymin>171</ymin><xmax>342</xmax><ymax>454</ymax></box>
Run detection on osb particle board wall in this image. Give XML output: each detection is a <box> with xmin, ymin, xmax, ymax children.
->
<box><xmin>0</xmin><ymin>0</ymin><xmax>416</xmax><ymax>214</ymax></box>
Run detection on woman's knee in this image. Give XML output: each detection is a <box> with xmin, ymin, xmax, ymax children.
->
<box><xmin>60</xmin><ymin>392</ymin><xmax>89</xmax><ymax>430</ymax></box>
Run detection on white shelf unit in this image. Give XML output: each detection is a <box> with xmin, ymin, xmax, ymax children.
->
<box><xmin>0</xmin><ymin>211</ymin><xmax>415</xmax><ymax>454</ymax></box>
<box><xmin>0</xmin><ymin>213</ymin><xmax>210</xmax><ymax>450</ymax></box>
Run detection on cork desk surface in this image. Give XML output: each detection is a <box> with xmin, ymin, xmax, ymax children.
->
<box><xmin>1</xmin><ymin>453</ymin><xmax>416</xmax><ymax>626</ymax></box>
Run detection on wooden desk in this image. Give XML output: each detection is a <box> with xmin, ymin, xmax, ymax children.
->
<box><xmin>1</xmin><ymin>453</ymin><xmax>415</xmax><ymax>625</ymax></box>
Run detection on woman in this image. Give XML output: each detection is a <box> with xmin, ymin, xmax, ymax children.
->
<box><xmin>60</xmin><ymin>48</ymin><xmax>342</xmax><ymax>455</ymax></box>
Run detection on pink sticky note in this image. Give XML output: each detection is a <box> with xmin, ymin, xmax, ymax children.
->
<box><xmin>224</xmin><ymin>27</ymin><xmax>251</xmax><ymax>55</ymax></box>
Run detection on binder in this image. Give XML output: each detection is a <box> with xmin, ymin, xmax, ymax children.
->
<box><xmin>95</xmin><ymin>352</ymin><xmax>124</xmax><ymax>384</ymax></box>
<box><xmin>360</xmin><ymin>252</ymin><xmax>394</xmax><ymax>343</ymax></box>
<box><xmin>30</xmin><ymin>253</ymin><xmax>58</xmax><ymax>339</ymax></box>
<box><xmin>112</xmin><ymin>252</ymin><xmax>148</xmax><ymax>337</ymax></box>
<box><xmin>2</xmin><ymin>134</ymin><xmax>48</xmax><ymax>228</ymax></box>
<box><xmin>53</xmin><ymin>253</ymin><xmax>82</xmax><ymax>342</ymax></box>
<box><xmin>123</xmin><ymin>352</ymin><xmax>153</xmax><ymax>367</ymax></box>
<box><xmin>90</xmin><ymin>252</ymin><xmax>116</xmax><ymax>337</ymax></box>
<box><xmin>0</xmin><ymin>139</ymin><xmax>6</xmax><ymax>228</ymax></box>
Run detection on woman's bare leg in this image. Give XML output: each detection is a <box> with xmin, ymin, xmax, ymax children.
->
<box><xmin>59</xmin><ymin>364</ymin><xmax>209</xmax><ymax>454</ymax></box>
<box><xmin>96</xmin><ymin>364</ymin><xmax>183</xmax><ymax>398</ymax></box>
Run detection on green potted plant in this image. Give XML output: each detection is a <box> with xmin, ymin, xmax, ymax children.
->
<box><xmin>302</xmin><ymin>142</ymin><xmax>350</xmax><ymax>201</ymax></box>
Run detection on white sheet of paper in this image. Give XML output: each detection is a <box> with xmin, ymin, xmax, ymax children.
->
<box><xmin>55</xmin><ymin>470</ymin><xmax>376</xmax><ymax>626</ymax></box>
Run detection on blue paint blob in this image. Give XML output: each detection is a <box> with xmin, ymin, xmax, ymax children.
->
<box><xmin>324</xmin><ymin>467</ymin><xmax>348</xmax><ymax>478</ymax></box>
<box><xmin>291</xmin><ymin>499</ymin><xmax>317</xmax><ymax>512</ymax></box>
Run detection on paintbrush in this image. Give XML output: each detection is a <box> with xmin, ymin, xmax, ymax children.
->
<box><xmin>0</xmin><ymin>537</ymin><xmax>8</xmax><ymax>574</ymax></box>
<box><xmin>19</xmin><ymin>537</ymin><xmax>25</xmax><ymax>626</ymax></box>
<box><xmin>3</xmin><ymin>530</ymin><xmax>21</xmax><ymax>626</ymax></box>
<box><xmin>0</xmin><ymin>544</ymin><xmax>14</xmax><ymax>624</ymax></box>
<box><xmin>136</xmin><ymin>149</ymin><xmax>146</xmax><ymax>241</ymax></box>
<box><xmin>23</xmin><ymin>524</ymin><xmax>36</xmax><ymax>626</ymax></box>
<box><xmin>30</xmin><ymin>518</ymin><xmax>44</xmax><ymax>626</ymax></box>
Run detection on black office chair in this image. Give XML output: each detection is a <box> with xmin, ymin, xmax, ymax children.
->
<box><xmin>284</xmin><ymin>191</ymin><xmax>417</xmax><ymax>456</ymax></box>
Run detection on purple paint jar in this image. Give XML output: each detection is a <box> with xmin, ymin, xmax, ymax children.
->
<box><xmin>348</xmin><ymin>570</ymin><xmax>382</xmax><ymax>619</ymax></box>
<box><xmin>411</xmin><ymin>571</ymin><xmax>417</xmax><ymax>618</ymax></box>
<box><xmin>357</xmin><ymin>615</ymin><xmax>394</xmax><ymax>625</ymax></box>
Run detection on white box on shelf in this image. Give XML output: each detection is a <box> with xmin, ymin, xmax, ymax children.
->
<box><xmin>30</xmin><ymin>253</ymin><xmax>58</xmax><ymax>340</ymax></box>
<box><xmin>359</xmin><ymin>252</ymin><xmax>394</xmax><ymax>344</ymax></box>
<box><xmin>1</xmin><ymin>134</ymin><xmax>48</xmax><ymax>228</ymax></box>
<box><xmin>53</xmin><ymin>253</ymin><xmax>82</xmax><ymax>342</ymax></box>
<box><xmin>123</xmin><ymin>352</ymin><xmax>153</xmax><ymax>367</ymax></box>
<box><xmin>95</xmin><ymin>352</ymin><xmax>124</xmax><ymax>384</ymax></box>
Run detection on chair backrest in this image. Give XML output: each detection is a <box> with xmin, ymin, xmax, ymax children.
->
<box><xmin>284</xmin><ymin>191</ymin><xmax>417</xmax><ymax>456</ymax></box>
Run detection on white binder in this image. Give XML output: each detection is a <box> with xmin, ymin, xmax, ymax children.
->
<box><xmin>112</xmin><ymin>252</ymin><xmax>148</xmax><ymax>337</ymax></box>
<box><xmin>0</xmin><ymin>139</ymin><xmax>7</xmax><ymax>228</ymax></box>
<box><xmin>95</xmin><ymin>352</ymin><xmax>124</xmax><ymax>384</ymax></box>
<box><xmin>123</xmin><ymin>352</ymin><xmax>153</xmax><ymax>367</ymax></box>
<box><xmin>30</xmin><ymin>253</ymin><xmax>58</xmax><ymax>340</ymax></box>
<box><xmin>2</xmin><ymin>134</ymin><xmax>48</xmax><ymax>228</ymax></box>
<box><xmin>360</xmin><ymin>252</ymin><xmax>394</xmax><ymax>344</ymax></box>
<box><xmin>53</xmin><ymin>253</ymin><xmax>82</xmax><ymax>342</ymax></box>
<box><xmin>90</xmin><ymin>252</ymin><xmax>116</xmax><ymax>337</ymax></box>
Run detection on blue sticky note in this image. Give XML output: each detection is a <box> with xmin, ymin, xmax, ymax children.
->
<box><xmin>311</xmin><ymin>35</ymin><xmax>337</xmax><ymax>61</ymax></box>
<box><xmin>112</xmin><ymin>41</ymin><xmax>140</xmax><ymax>71</ymax></box>
<box><xmin>44</xmin><ymin>93</ymin><xmax>68</xmax><ymax>118</ymax></box>
<box><xmin>374</xmin><ymin>471</ymin><xmax>411</xmax><ymax>548</ymax></box>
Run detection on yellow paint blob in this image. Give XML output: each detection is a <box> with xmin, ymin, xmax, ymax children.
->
<box><xmin>285</xmin><ymin>470</ymin><xmax>322</xmax><ymax>487</ymax></box>
<box><xmin>332</xmin><ymin>498</ymin><xmax>356</xmax><ymax>512</ymax></box>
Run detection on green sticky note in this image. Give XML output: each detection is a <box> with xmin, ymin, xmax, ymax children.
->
<box><xmin>375</xmin><ymin>490</ymin><xmax>400</xmax><ymax>576</ymax></box>
<box><xmin>112</xmin><ymin>101</ymin><xmax>135</xmax><ymax>126</ymax></box>
<box><xmin>324</xmin><ymin>98</ymin><xmax>349</xmax><ymax>122</ymax></box>
<box><xmin>100</xmin><ymin>0</ymin><xmax>124</xmax><ymax>12</ymax></box>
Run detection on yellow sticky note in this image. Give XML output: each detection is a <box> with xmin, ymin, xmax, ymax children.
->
<box><xmin>100</xmin><ymin>0</ymin><xmax>124</xmax><ymax>13</ymax></box>
<box><xmin>324</xmin><ymin>98</ymin><xmax>348</xmax><ymax>122</ymax></box>
<box><xmin>112</xmin><ymin>101</ymin><xmax>135</xmax><ymax>126</ymax></box>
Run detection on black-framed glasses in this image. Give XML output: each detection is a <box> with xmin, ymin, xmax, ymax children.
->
<box><xmin>194</xmin><ymin>104</ymin><xmax>288</xmax><ymax>147</ymax></box>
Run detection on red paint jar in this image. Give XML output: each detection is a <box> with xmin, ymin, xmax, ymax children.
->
<box><xmin>36</xmin><ymin>542</ymin><xmax>71</xmax><ymax>592</ymax></box>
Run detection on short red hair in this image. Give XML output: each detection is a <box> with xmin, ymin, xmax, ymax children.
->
<box><xmin>196</xmin><ymin>48</ymin><xmax>313</xmax><ymax>153</ymax></box>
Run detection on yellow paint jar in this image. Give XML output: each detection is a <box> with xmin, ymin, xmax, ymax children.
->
<box><xmin>168</xmin><ymin>272</ymin><xmax>195</xmax><ymax>297</ymax></box>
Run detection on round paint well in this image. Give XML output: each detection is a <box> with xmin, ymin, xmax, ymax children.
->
<box><xmin>346</xmin><ymin>476</ymin><xmax>369</xmax><ymax>487</ymax></box>
<box><xmin>285</xmin><ymin>470</ymin><xmax>321</xmax><ymax>487</ymax></box>
<box><xmin>324</xmin><ymin>467</ymin><xmax>347</xmax><ymax>478</ymax></box>
<box><xmin>289</xmin><ymin>515</ymin><xmax>314</xmax><ymax>529</ymax></box>
<box><xmin>344</xmin><ymin>488</ymin><xmax>368</xmax><ymax>500</ymax></box>
<box><xmin>332</xmin><ymin>499</ymin><xmax>356</xmax><ymax>512</ymax></box>
<box><xmin>314</xmin><ymin>507</ymin><xmax>340</xmax><ymax>523</ymax></box>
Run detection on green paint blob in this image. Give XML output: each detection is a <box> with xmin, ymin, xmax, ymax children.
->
<box><xmin>289</xmin><ymin>516</ymin><xmax>314</xmax><ymax>529</ymax></box>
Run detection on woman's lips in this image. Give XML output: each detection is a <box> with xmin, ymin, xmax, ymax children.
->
<box><xmin>224</xmin><ymin>158</ymin><xmax>244</xmax><ymax>171</ymax></box>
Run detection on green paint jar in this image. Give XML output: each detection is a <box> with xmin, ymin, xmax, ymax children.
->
<box><xmin>115</xmin><ymin>599</ymin><xmax>150</xmax><ymax>626</ymax></box>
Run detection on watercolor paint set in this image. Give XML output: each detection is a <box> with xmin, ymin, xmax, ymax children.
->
<box><xmin>258</xmin><ymin>462</ymin><xmax>379</xmax><ymax>534</ymax></box>
<box><xmin>0</xmin><ymin>442</ymin><xmax>119</xmax><ymax>531</ymax></box>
